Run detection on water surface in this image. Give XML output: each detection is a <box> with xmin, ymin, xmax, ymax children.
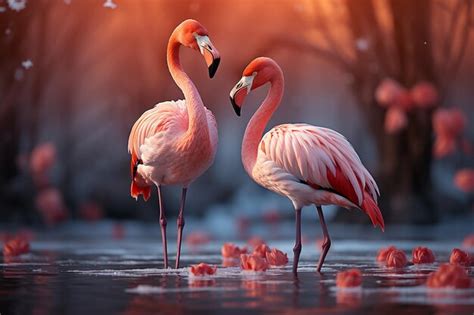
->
<box><xmin>1</xmin><ymin>222</ymin><xmax>473</xmax><ymax>315</ymax></box>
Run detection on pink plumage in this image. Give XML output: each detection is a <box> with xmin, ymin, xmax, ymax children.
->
<box><xmin>230</xmin><ymin>57</ymin><xmax>384</xmax><ymax>273</ymax></box>
<box><xmin>128</xmin><ymin>100</ymin><xmax>217</xmax><ymax>194</ymax></box>
<box><xmin>127</xmin><ymin>19</ymin><xmax>221</xmax><ymax>269</ymax></box>
<box><xmin>257</xmin><ymin>124</ymin><xmax>383</xmax><ymax>230</ymax></box>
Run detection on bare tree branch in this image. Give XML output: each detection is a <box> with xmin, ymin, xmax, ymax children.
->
<box><xmin>258</xmin><ymin>36</ymin><xmax>354</xmax><ymax>73</ymax></box>
<box><xmin>443</xmin><ymin>0</ymin><xmax>473</xmax><ymax>93</ymax></box>
<box><xmin>311</xmin><ymin>1</ymin><xmax>355</xmax><ymax>69</ymax></box>
<box><xmin>441</xmin><ymin>0</ymin><xmax>463</xmax><ymax>74</ymax></box>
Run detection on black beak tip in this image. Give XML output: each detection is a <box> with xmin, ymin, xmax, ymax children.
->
<box><xmin>208</xmin><ymin>57</ymin><xmax>220</xmax><ymax>78</ymax></box>
<box><xmin>230</xmin><ymin>96</ymin><xmax>241</xmax><ymax>116</ymax></box>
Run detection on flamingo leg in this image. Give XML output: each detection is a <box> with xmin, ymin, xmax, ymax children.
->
<box><xmin>175</xmin><ymin>187</ymin><xmax>187</xmax><ymax>269</ymax></box>
<box><xmin>158</xmin><ymin>185</ymin><xmax>169</xmax><ymax>269</ymax></box>
<box><xmin>292</xmin><ymin>208</ymin><xmax>302</xmax><ymax>275</ymax></box>
<box><xmin>316</xmin><ymin>205</ymin><xmax>331</xmax><ymax>272</ymax></box>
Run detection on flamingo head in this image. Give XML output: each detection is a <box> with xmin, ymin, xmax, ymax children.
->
<box><xmin>175</xmin><ymin>19</ymin><xmax>220</xmax><ymax>78</ymax></box>
<box><xmin>229</xmin><ymin>57</ymin><xmax>280</xmax><ymax>116</ymax></box>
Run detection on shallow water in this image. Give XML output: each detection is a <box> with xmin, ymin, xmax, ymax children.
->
<box><xmin>1</xmin><ymin>222</ymin><xmax>473</xmax><ymax>315</ymax></box>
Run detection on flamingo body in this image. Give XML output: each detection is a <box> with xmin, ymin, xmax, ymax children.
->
<box><xmin>127</xmin><ymin>19</ymin><xmax>221</xmax><ymax>269</ymax></box>
<box><xmin>128</xmin><ymin>100</ymin><xmax>217</xmax><ymax>191</ymax></box>
<box><xmin>229</xmin><ymin>57</ymin><xmax>384</xmax><ymax>273</ymax></box>
<box><xmin>253</xmin><ymin>123</ymin><xmax>383</xmax><ymax>229</ymax></box>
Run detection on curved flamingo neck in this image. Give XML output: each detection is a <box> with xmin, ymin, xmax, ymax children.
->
<box><xmin>242</xmin><ymin>70</ymin><xmax>284</xmax><ymax>175</ymax></box>
<box><xmin>167</xmin><ymin>33</ymin><xmax>208</xmax><ymax>137</ymax></box>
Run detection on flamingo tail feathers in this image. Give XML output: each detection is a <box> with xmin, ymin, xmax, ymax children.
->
<box><xmin>361</xmin><ymin>192</ymin><xmax>385</xmax><ymax>231</ymax></box>
<box><xmin>130</xmin><ymin>180</ymin><xmax>151</xmax><ymax>201</ymax></box>
<box><xmin>129</xmin><ymin>153</ymin><xmax>151</xmax><ymax>201</ymax></box>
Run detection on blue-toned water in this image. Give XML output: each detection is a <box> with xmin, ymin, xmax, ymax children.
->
<box><xmin>1</xmin><ymin>221</ymin><xmax>473</xmax><ymax>315</ymax></box>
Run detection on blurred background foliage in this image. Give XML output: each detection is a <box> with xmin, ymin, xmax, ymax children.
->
<box><xmin>0</xmin><ymin>0</ymin><xmax>472</xmax><ymax>226</ymax></box>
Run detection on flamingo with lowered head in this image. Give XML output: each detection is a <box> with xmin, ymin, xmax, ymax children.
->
<box><xmin>229</xmin><ymin>57</ymin><xmax>384</xmax><ymax>273</ymax></box>
<box><xmin>128</xmin><ymin>19</ymin><xmax>220</xmax><ymax>269</ymax></box>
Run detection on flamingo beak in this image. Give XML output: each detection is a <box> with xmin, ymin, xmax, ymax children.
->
<box><xmin>229</xmin><ymin>74</ymin><xmax>255</xmax><ymax>116</ymax></box>
<box><xmin>195</xmin><ymin>34</ymin><xmax>220</xmax><ymax>78</ymax></box>
<box><xmin>229</xmin><ymin>94</ymin><xmax>241</xmax><ymax>116</ymax></box>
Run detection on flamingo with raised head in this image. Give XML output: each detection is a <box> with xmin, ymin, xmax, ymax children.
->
<box><xmin>128</xmin><ymin>19</ymin><xmax>220</xmax><ymax>269</ymax></box>
<box><xmin>229</xmin><ymin>57</ymin><xmax>384</xmax><ymax>273</ymax></box>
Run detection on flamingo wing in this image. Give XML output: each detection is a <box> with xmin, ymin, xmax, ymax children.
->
<box><xmin>259</xmin><ymin>124</ymin><xmax>383</xmax><ymax>229</ymax></box>
<box><xmin>128</xmin><ymin>100</ymin><xmax>188</xmax><ymax>178</ymax></box>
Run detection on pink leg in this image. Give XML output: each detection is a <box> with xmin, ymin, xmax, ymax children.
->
<box><xmin>316</xmin><ymin>205</ymin><xmax>331</xmax><ymax>273</ymax></box>
<box><xmin>292</xmin><ymin>208</ymin><xmax>302</xmax><ymax>275</ymax></box>
<box><xmin>158</xmin><ymin>185</ymin><xmax>168</xmax><ymax>269</ymax></box>
<box><xmin>175</xmin><ymin>187</ymin><xmax>187</xmax><ymax>269</ymax></box>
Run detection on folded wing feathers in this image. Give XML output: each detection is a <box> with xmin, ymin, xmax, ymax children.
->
<box><xmin>127</xmin><ymin>100</ymin><xmax>187</xmax><ymax>160</ymax></box>
<box><xmin>261</xmin><ymin>124</ymin><xmax>379</xmax><ymax>206</ymax></box>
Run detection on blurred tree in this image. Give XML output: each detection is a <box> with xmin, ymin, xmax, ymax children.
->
<box><xmin>0</xmin><ymin>0</ymin><xmax>110</xmax><ymax>218</ymax></box>
<box><xmin>0</xmin><ymin>3</ymin><xmax>34</xmax><ymax>217</ymax></box>
<box><xmin>268</xmin><ymin>0</ymin><xmax>473</xmax><ymax>223</ymax></box>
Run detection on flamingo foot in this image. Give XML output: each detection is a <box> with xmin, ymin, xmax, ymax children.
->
<box><xmin>316</xmin><ymin>205</ymin><xmax>331</xmax><ymax>273</ymax></box>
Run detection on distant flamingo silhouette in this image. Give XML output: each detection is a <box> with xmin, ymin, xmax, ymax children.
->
<box><xmin>229</xmin><ymin>57</ymin><xmax>384</xmax><ymax>273</ymax></box>
<box><xmin>128</xmin><ymin>20</ymin><xmax>220</xmax><ymax>269</ymax></box>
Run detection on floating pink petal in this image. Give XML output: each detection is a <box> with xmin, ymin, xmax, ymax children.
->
<box><xmin>336</xmin><ymin>269</ymin><xmax>362</xmax><ymax>288</ymax></box>
<box><xmin>412</xmin><ymin>247</ymin><xmax>435</xmax><ymax>264</ymax></box>
<box><xmin>3</xmin><ymin>237</ymin><xmax>30</xmax><ymax>256</ymax></box>
<box><xmin>375</xmin><ymin>78</ymin><xmax>404</xmax><ymax>106</ymax></box>
<box><xmin>221</xmin><ymin>243</ymin><xmax>247</xmax><ymax>259</ymax></box>
<box><xmin>385</xmin><ymin>249</ymin><xmax>407</xmax><ymax>268</ymax></box>
<box><xmin>454</xmin><ymin>169</ymin><xmax>474</xmax><ymax>193</ymax></box>
<box><xmin>189</xmin><ymin>263</ymin><xmax>217</xmax><ymax>276</ymax></box>
<box><xmin>376</xmin><ymin>246</ymin><xmax>397</xmax><ymax>262</ymax></box>
<box><xmin>240</xmin><ymin>254</ymin><xmax>269</xmax><ymax>272</ymax></box>
<box><xmin>427</xmin><ymin>263</ymin><xmax>471</xmax><ymax>288</ymax></box>
<box><xmin>265</xmin><ymin>248</ymin><xmax>288</xmax><ymax>266</ymax></box>
<box><xmin>253</xmin><ymin>244</ymin><xmax>270</xmax><ymax>257</ymax></box>
<box><xmin>411</xmin><ymin>81</ymin><xmax>438</xmax><ymax>108</ymax></box>
<box><xmin>247</xmin><ymin>236</ymin><xmax>265</xmax><ymax>249</ymax></box>
<box><xmin>449</xmin><ymin>248</ymin><xmax>471</xmax><ymax>267</ymax></box>
<box><xmin>384</xmin><ymin>107</ymin><xmax>407</xmax><ymax>134</ymax></box>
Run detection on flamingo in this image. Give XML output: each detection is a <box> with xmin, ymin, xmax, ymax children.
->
<box><xmin>229</xmin><ymin>57</ymin><xmax>384</xmax><ymax>273</ymax></box>
<box><xmin>127</xmin><ymin>19</ymin><xmax>220</xmax><ymax>269</ymax></box>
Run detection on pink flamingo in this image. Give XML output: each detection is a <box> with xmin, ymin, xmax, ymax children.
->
<box><xmin>229</xmin><ymin>57</ymin><xmax>384</xmax><ymax>273</ymax></box>
<box><xmin>127</xmin><ymin>20</ymin><xmax>220</xmax><ymax>269</ymax></box>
